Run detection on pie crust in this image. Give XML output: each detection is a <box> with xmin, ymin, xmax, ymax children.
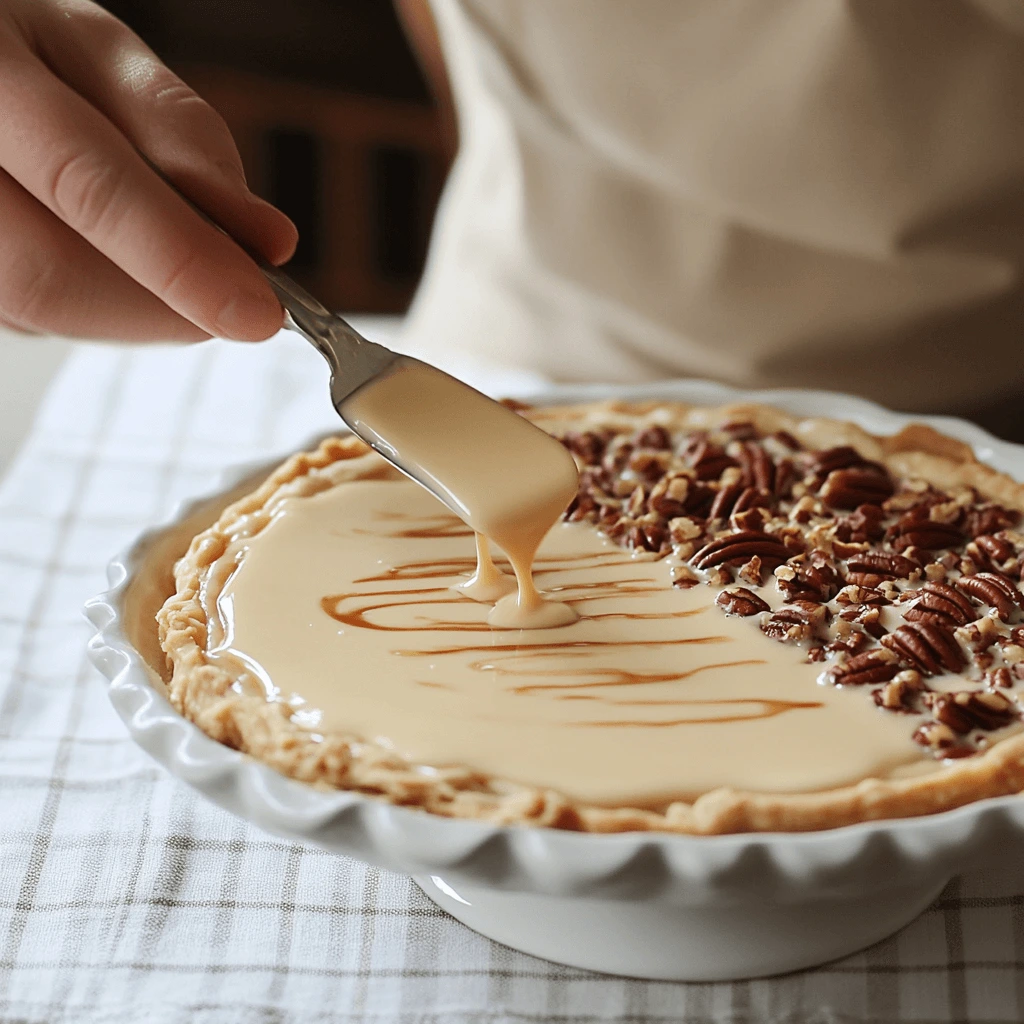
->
<box><xmin>157</xmin><ymin>401</ymin><xmax>1024</xmax><ymax>834</ymax></box>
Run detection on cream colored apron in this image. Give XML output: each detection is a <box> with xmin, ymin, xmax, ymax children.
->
<box><xmin>405</xmin><ymin>0</ymin><xmax>1024</xmax><ymax>434</ymax></box>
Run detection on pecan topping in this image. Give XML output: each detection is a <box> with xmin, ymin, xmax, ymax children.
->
<box><xmin>826</xmin><ymin>647</ymin><xmax>901</xmax><ymax>686</ymax></box>
<box><xmin>691</xmin><ymin>531</ymin><xmax>789</xmax><ymax>570</ymax></box>
<box><xmin>844</xmin><ymin>551</ymin><xmax>919</xmax><ymax>588</ymax></box>
<box><xmin>715</xmin><ymin>587</ymin><xmax>771</xmax><ymax>617</ymax></box>
<box><xmin>819</xmin><ymin>468</ymin><xmax>894</xmax><ymax>511</ymax></box>
<box><xmin>709</xmin><ymin>483</ymin><xmax>771</xmax><ymax>521</ymax></box>
<box><xmin>902</xmin><ymin>582</ymin><xmax>977</xmax><ymax>628</ymax></box>
<box><xmin>880</xmin><ymin>622</ymin><xmax>965</xmax><ymax>676</ymax></box>
<box><xmin>955</xmin><ymin>572</ymin><xmax>1023</xmax><ymax>622</ymax></box>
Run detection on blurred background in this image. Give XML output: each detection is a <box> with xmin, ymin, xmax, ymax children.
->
<box><xmin>100</xmin><ymin>0</ymin><xmax>454</xmax><ymax>314</ymax></box>
<box><xmin>0</xmin><ymin>0</ymin><xmax>455</xmax><ymax>475</ymax></box>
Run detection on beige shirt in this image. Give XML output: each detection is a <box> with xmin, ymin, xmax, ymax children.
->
<box><xmin>405</xmin><ymin>0</ymin><xmax>1024</xmax><ymax>422</ymax></box>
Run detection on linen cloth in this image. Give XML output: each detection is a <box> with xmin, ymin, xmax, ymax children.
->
<box><xmin>2</xmin><ymin>328</ymin><xmax>1024</xmax><ymax>1024</ymax></box>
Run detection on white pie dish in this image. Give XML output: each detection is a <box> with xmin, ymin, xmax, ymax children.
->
<box><xmin>84</xmin><ymin>378</ymin><xmax>1024</xmax><ymax>981</ymax></box>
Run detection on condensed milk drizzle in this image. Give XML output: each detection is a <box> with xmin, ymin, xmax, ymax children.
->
<box><xmin>341</xmin><ymin>358</ymin><xmax>581</xmax><ymax>629</ymax></box>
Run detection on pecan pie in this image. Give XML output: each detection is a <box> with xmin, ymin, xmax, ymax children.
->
<box><xmin>157</xmin><ymin>401</ymin><xmax>1024</xmax><ymax>834</ymax></box>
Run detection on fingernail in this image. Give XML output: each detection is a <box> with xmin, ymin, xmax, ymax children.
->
<box><xmin>213</xmin><ymin>288</ymin><xmax>283</xmax><ymax>341</ymax></box>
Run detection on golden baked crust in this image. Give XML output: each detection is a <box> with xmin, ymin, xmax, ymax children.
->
<box><xmin>157</xmin><ymin>401</ymin><xmax>1024</xmax><ymax>834</ymax></box>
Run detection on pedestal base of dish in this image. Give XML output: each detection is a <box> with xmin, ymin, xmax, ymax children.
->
<box><xmin>414</xmin><ymin>872</ymin><xmax>949</xmax><ymax>981</ymax></box>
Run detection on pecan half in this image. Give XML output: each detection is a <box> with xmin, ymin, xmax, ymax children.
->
<box><xmin>966</xmin><ymin>534</ymin><xmax>1016</xmax><ymax>571</ymax></box>
<box><xmin>928</xmin><ymin>690</ymin><xmax>1018</xmax><ymax>734</ymax></box>
<box><xmin>955</xmin><ymin>572</ymin><xmax>1023</xmax><ymax>622</ymax></box>
<box><xmin>888</xmin><ymin>508</ymin><xmax>963</xmax><ymax>552</ymax></box>
<box><xmin>826</xmin><ymin>647</ymin><xmax>901</xmax><ymax>686</ymax></box>
<box><xmin>880</xmin><ymin>621</ymin><xmax>965</xmax><ymax>676</ymax></box>
<box><xmin>844</xmin><ymin>551</ymin><xmax>919</xmax><ymax>588</ymax></box>
<box><xmin>691</xmin><ymin>531</ymin><xmax>789</xmax><ymax>570</ymax></box>
<box><xmin>809</xmin><ymin>445</ymin><xmax>875</xmax><ymax>477</ymax></box>
<box><xmin>964</xmin><ymin>504</ymin><xmax>1021</xmax><ymax>539</ymax></box>
<box><xmin>819</xmin><ymin>467</ymin><xmax>894</xmax><ymax>511</ymax></box>
<box><xmin>715</xmin><ymin>587</ymin><xmax>771</xmax><ymax>617</ymax></box>
<box><xmin>684</xmin><ymin>438</ymin><xmax>738</xmax><ymax>481</ymax></box>
<box><xmin>736</xmin><ymin>441</ymin><xmax>775</xmax><ymax>493</ymax></box>
<box><xmin>902</xmin><ymin>582</ymin><xmax>978</xmax><ymax>628</ymax></box>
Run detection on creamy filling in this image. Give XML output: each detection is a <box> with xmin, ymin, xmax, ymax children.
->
<box><xmin>207</xmin><ymin>477</ymin><xmax>936</xmax><ymax>807</ymax></box>
<box><xmin>340</xmin><ymin>358</ymin><xmax>580</xmax><ymax>629</ymax></box>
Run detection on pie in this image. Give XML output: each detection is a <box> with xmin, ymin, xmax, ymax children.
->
<box><xmin>157</xmin><ymin>400</ymin><xmax>1024</xmax><ymax>834</ymax></box>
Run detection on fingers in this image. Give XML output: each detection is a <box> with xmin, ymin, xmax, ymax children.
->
<box><xmin>0</xmin><ymin>166</ymin><xmax>208</xmax><ymax>341</ymax></box>
<box><xmin>30</xmin><ymin>1</ymin><xmax>297</xmax><ymax>266</ymax></box>
<box><xmin>0</xmin><ymin>28</ymin><xmax>284</xmax><ymax>341</ymax></box>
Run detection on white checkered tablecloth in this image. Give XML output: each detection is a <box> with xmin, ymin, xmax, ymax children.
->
<box><xmin>3</xmin><ymin>328</ymin><xmax>1024</xmax><ymax>1024</ymax></box>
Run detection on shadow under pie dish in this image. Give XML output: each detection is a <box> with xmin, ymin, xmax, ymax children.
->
<box><xmin>155</xmin><ymin>396</ymin><xmax>1024</xmax><ymax>835</ymax></box>
<box><xmin>86</xmin><ymin>380</ymin><xmax>1024</xmax><ymax>978</ymax></box>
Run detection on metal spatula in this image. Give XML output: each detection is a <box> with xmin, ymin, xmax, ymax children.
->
<box><xmin>158</xmin><ymin>172</ymin><xmax>578</xmax><ymax>527</ymax></box>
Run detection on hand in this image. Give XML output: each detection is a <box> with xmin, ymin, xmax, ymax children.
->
<box><xmin>0</xmin><ymin>0</ymin><xmax>298</xmax><ymax>342</ymax></box>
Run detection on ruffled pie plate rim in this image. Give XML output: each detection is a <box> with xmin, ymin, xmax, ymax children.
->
<box><xmin>85</xmin><ymin>378</ymin><xmax>1024</xmax><ymax>905</ymax></box>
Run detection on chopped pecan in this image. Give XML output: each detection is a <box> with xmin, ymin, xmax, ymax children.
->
<box><xmin>955</xmin><ymin>572</ymin><xmax>1023</xmax><ymax>622</ymax></box>
<box><xmin>844</xmin><ymin>551</ymin><xmax>919</xmax><ymax>588</ymax></box>
<box><xmin>716</xmin><ymin>587</ymin><xmax>771</xmax><ymax>617</ymax></box>
<box><xmin>668</xmin><ymin>516</ymin><xmax>704</xmax><ymax>544</ymax></box>
<box><xmin>913</xmin><ymin>720</ymin><xmax>974</xmax><ymax>758</ymax></box>
<box><xmin>985</xmin><ymin>666</ymin><xmax>1015</xmax><ymax>688</ymax></box>
<box><xmin>872</xmin><ymin>669</ymin><xmax>924</xmax><ymax>712</ymax></box>
<box><xmin>731</xmin><ymin>506</ymin><xmax>770</xmax><ymax>533</ymax></box>
<box><xmin>634</xmin><ymin>424</ymin><xmax>672</xmax><ymax>449</ymax></box>
<box><xmin>628</xmin><ymin>449</ymin><xmax>671</xmax><ymax>482</ymax></box>
<box><xmin>902</xmin><ymin>582</ymin><xmax>978</xmax><ymax>628</ymax></box>
<box><xmin>648</xmin><ymin>475</ymin><xmax>691</xmax><ymax>519</ymax></box>
<box><xmin>691</xmin><ymin>531</ymin><xmax>789</xmax><ymax>570</ymax></box>
<box><xmin>737</xmin><ymin>555</ymin><xmax>764</xmax><ymax>586</ymax></box>
<box><xmin>819</xmin><ymin>467</ymin><xmax>894</xmax><ymax>511</ymax></box>
<box><xmin>774</xmin><ymin>551</ymin><xmax>840</xmax><ymax>602</ymax></box>
<box><xmin>955</xmin><ymin>615</ymin><xmax>1003</xmax><ymax>654</ymax></box>
<box><xmin>841</xmin><ymin>503</ymin><xmax>887</xmax><ymax>543</ymax></box>
<box><xmin>826</xmin><ymin>647</ymin><xmax>901</xmax><ymax>686</ymax></box>
<box><xmin>880</xmin><ymin>621</ymin><xmax>965</xmax><ymax>676</ymax></box>
<box><xmin>710</xmin><ymin>483</ymin><xmax>772</xmax><ymax>521</ymax></box>
<box><xmin>602</xmin><ymin>438</ymin><xmax>635</xmax><ymax>474</ymax></box>
<box><xmin>835</xmin><ymin>584</ymin><xmax>888</xmax><ymax>605</ymax></box>
<box><xmin>771</xmin><ymin>430</ymin><xmax>802</xmax><ymax>451</ymax></box>
<box><xmin>561</xmin><ymin>430</ymin><xmax>608</xmax><ymax>465</ymax></box>
<box><xmin>671</xmin><ymin>565</ymin><xmax>700</xmax><ymax>589</ymax></box>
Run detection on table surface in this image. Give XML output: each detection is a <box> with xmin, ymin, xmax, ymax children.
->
<box><xmin>0</xmin><ymin>330</ymin><xmax>71</xmax><ymax>476</ymax></box>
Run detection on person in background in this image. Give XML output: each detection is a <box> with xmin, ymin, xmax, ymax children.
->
<box><xmin>2</xmin><ymin>0</ymin><xmax>1023</xmax><ymax>440</ymax></box>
